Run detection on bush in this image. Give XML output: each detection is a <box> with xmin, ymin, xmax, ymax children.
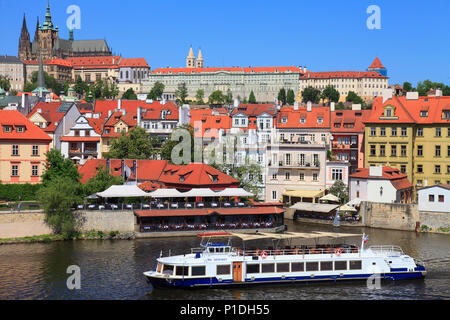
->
<box><xmin>0</xmin><ymin>183</ymin><xmax>42</xmax><ymax>201</ymax></box>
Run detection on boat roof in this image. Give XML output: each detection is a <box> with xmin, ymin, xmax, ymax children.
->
<box><xmin>197</xmin><ymin>231</ymin><xmax>362</xmax><ymax>241</ymax></box>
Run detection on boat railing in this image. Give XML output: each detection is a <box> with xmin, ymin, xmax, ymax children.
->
<box><xmin>232</xmin><ymin>247</ymin><xmax>359</xmax><ymax>257</ymax></box>
<box><xmin>369</xmin><ymin>245</ymin><xmax>404</xmax><ymax>256</ymax></box>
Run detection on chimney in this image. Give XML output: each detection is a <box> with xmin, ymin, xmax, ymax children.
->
<box><xmin>330</xmin><ymin>102</ymin><xmax>335</xmax><ymax>112</ymax></box>
<box><xmin>161</xmin><ymin>99</ymin><xmax>166</xmax><ymax>105</ymax></box>
<box><xmin>369</xmin><ymin>165</ymin><xmax>383</xmax><ymax>177</ymax></box>
<box><xmin>118</xmin><ymin>99</ymin><xmax>122</xmax><ymax>109</ymax></box>
<box><xmin>436</xmin><ymin>89</ymin><xmax>443</xmax><ymax>97</ymax></box>
<box><xmin>307</xmin><ymin>101</ymin><xmax>312</xmax><ymax>112</ymax></box>
<box><xmin>303</xmin><ymin>67</ymin><xmax>307</xmax><ymax>73</ymax></box>
<box><xmin>382</xmin><ymin>88</ymin><xmax>393</xmax><ymax>103</ymax></box>
<box><xmin>122</xmin><ymin>108</ymin><xmax>126</xmax><ymax>116</ymax></box>
<box><xmin>137</xmin><ymin>106</ymin><xmax>142</xmax><ymax>127</ymax></box>
<box><xmin>108</xmin><ymin>110</ymin><xmax>112</xmax><ymax>117</ymax></box>
<box><xmin>294</xmin><ymin>101</ymin><xmax>298</xmax><ymax>111</ymax></box>
<box><xmin>352</xmin><ymin>104</ymin><xmax>361</xmax><ymax>110</ymax></box>
<box><xmin>406</xmin><ymin>92</ymin><xmax>419</xmax><ymax>100</ymax></box>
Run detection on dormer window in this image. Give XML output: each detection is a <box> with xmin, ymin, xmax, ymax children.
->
<box><xmin>211</xmin><ymin>175</ymin><xmax>218</xmax><ymax>182</ymax></box>
<box><xmin>3</xmin><ymin>125</ymin><xmax>12</xmax><ymax>132</ymax></box>
<box><xmin>317</xmin><ymin>118</ymin><xmax>323</xmax><ymax>124</ymax></box>
<box><xmin>281</xmin><ymin>117</ymin><xmax>287</xmax><ymax>123</ymax></box>
<box><xmin>386</xmin><ymin>109</ymin><xmax>392</xmax><ymax>117</ymax></box>
<box><xmin>16</xmin><ymin>126</ymin><xmax>26</xmax><ymax>133</ymax></box>
<box><xmin>300</xmin><ymin>118</ymin><xmax>306</xmax><ymax>124</ymax></box>
<box><xmin>420</xmin><ymin>111</ymin><xmax>428</xmax><ymax>117</ymax></box>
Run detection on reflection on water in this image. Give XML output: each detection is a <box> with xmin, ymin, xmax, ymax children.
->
<box><xmin>0</xmin><ymin>220</ymin><xmax>448</xmax><ymax>300</ymax></box>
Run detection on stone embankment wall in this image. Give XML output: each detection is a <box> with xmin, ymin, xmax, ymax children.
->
<box><xmin>76</xmin><ymin>210</ymin><xmax>136</xmax><ymax>233</ymax></box>
<box><xmin>418</xmin><ymin>211</ymin><xmax>450</xmax><ymax>232</ymax></box>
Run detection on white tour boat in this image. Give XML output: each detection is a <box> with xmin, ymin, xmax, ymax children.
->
<box><xmin>143</xmin><ymin>231</ymin><xmax>426</xmax><ymax>288</ymax></box>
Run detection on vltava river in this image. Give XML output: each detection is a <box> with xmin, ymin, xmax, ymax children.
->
<box><xmin>0</xmin><ymin>221</ymin><xmax>448</xmax><ymax>300</ymax></box>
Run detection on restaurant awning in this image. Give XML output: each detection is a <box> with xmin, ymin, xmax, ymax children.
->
<box><xmin>289</xmin><ymin>202</ymin><xmax>339</xmax><ymax>213</ymax></box>
<box><xmin>97</xmin><ymin>185</ymin><xmax>150</xmax><ymax>198</ymax></box>
<box><xmin>319</xmin><ymin>193</ymin><xmax>340</xmax><ymax>203</ymax></box>
<box><xmin>146</xmin><ymin>188</ymin><xmax>254</xmax><ymax>198</ymax></box>
<box><xmin>282</xmin><ymin>189</ymin><xmax>325</xmax><ymax>198</ymax></box>
<box><xmin>147</xmin><ymin>189</ymin><xmax>185</xmax><ymax>198</ymax></box>
<box><xmin>338</xmin><ymin>204</ymin><xmax>357</xmax><ymax>212</ymax></box>
<box><xmin>215</xmin><ymin>188</ymin><xmax>253</xmax><ymax>197</ymax></box>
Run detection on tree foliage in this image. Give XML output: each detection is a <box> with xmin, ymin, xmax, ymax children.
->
<box><xmin>83</xmin><ymin>166</ymin><xmax>124</xmax><ymax>196</ymax></box>
<box><xmin>301</xmin><ymin>86</ymin><xmax>321</xmax><ymax>103</ymax></box>
<box><xmin>195</xmin><ymin>89</ymin><xmax>205</xmax><ymax>104</ymax></box>
<box><xmin>0</xmin><ymin>75</ymin><xmax>11</xmax><ymax>92</ymax></box>
<box><xmin>41</xmin><ymin>149</ymin><xmax>81</xmax><ymax>186</ymax></box>
<box><xmin>160</xmin><ymin>124</ymin><xmax>195</xmax><ymax>164</ymax></box>
<box><xmin>328</xmin><ymin>180</ymin><xmax>349</xmax><ymax>205</ymax></box>
<box><xmin>105</xmin><ymin>126</ymin><xmax>157</xmax><ymax>159</ymax></box>
<box><xmin>147</xmin><ymin>81</ymin><xmax>165</xmax><ymax>100</ymax></box>
<box><xmin>286</xmin><ymin>88</ymin><xmax>296</xmax><ymax>105</ymax></box>
<box><xmin>346</xmin><ymin>91</ymin><xmax>364</xmax><ymax>104</ymax></box>
<box><xmin>122</xmin><ymin>88</ymin><xmax>137</xmax><ymax>100</ymax></box>
<box><xmin>208</xmin><ymin>90</ymin><xmax>225</xmax><ymax>104</ymax></box>
<box><xmin>175</xmin><ymin>82</ymin><xmax>188</xmax><ymax>104</ymax></box>
<box><xmin>321</xmin><ymin>85</ymin><xmax>340</xmax><ymax>104</ymax></box>
<box><xmin>278</xmin><ymin>88</ymin><xmax>286</xmax><ymax>105</ymax></box>
<box><xmin>248</xmin><ymin>90</ymin><xmax>257</xmax><ymax>104</ymax></box>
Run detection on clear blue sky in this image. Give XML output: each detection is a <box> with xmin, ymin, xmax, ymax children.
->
<box><xmin>1</xmin><ymin>0</ymin><xmax>449</xmax><ymax>86</ymax></box>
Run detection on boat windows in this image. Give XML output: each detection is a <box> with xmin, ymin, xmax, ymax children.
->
<box><xmin>216</xmin><ymin>247</ymin><xmax>224</xmax><ymax>253</ymax></box>
<box><xmin>320</xmin><ymin>261</ymin><xmax>333</xmax><ymax>271</ymax></box>
<box><xmin>217</xmin><ymin>265</ymin><xmax>231</xmax><ymax>275</ymax></box>
<box><xmin>277</xmin><ymin>263</ymin><xmax>290</xmax><ymax>273</ymax></box>
<box><xmin>334</xmin><ymin>261</ymin><xmax>347</xmax><ymax>271</ymax></box>
<box><xmin>306</xmin><ymin>262</ymin><xmax>319</xmax><ymax>272</ymax></box>
<box><xmin>261</xmin><ymin>263</ymin><xmax>275</xmax><ymax>273</ymax></box>
<box><xmin>175</xmin><ymin>266</ymin><xmax>189</xmax><ymax>276</ymax></box>
<box><xmin>191</xmin><ymin>266</ymin><xmax>206</xmax><ymax>276</ymax></box>
<box><xmin>246</xmin><ymin>264</ymin><xmax>260</xmax><ymax>274</ymax></box>
<box><xmin>291</xmin><ymin>262</ymin><xmax>304</xmax><ymax>272</ymax></box>
<box><xmin>163</xmin><ymin>264</ymin><xmax>174</xmax><ymax>275</ymax></box>
<box><xmin>349</xmin><ymin>260</ymin><xmax>362</xmax><ymax>270</ymax></box>
<box><xmin>225</xmin><ymin>247</ymin><xmax>230</xmax><ymax>253</ymax></box>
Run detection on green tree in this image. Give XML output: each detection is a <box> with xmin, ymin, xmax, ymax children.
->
<box><xmin>286</xmin><ymin>88</ymin><xmax>296</xmax><ymax>105</ymax></box>
<box><xmin>74</xmin><ymin>76</ymin><xmax>89</xmax><ymax>96</ymax></box>
<box><xmin>321</xmin><ymin>85</ymin><xmax>340</xmax><ymax>104</ymax></box>
<box><xmin>225</xmin><ymin>89</ymin><xmax>233</xmax><ymax>104</ymax></box>
<box><xmin>195</xmin><ymin>89</ymin><xmax>205</xmax><ymax>104</ymax></box>
<box><xmin>122</xmin><ymin>88</ymin><xmax>137</xmax><ymax>100</ymax></box>
<box><xmin>41</xmin><ymin>149</ymin><xmax>81</xmax><ymax>186</ymax></box>
<box><xmin>147</xmin><ymin>81</ymin><xmax>165</xmax><ymax>100</ymax></box>
<box><xmin>208</xmin><ymin>90</ymin><xmax>225</xmax><ymax>104</ymax></box>
<box><xmin>31</xmin><ymin>71</ymin><xmax>64</xmax><ymax>95</ymax></box>
<box><xmin>24</xmin><ymin>81</ymin><xmax>37</xmax><ymax>92</ymax></box>
<box><xmin>248</xmin><ymin>90</ymin><xmax>257</xmax><ymax>104</ymax></box>
<box><xmin>83</xmin><ymin>166</ymin><xmax>124</xmax><ymax>196</ymax></box>
<box><xmin>37</xmin><ymin>176</ymin><xmax>83</xmax><ymax>236</ymax></box>
<box><xmin>160</xmin><ymin>124</ymin><xmax>195</xmax><ymax>163</ymax></box>
<box><xmin>346</xmin><ymin>91</ymin><xmax>364</xmax><ymax>104</ymax></box>
<box><xmin>328</xmin><ymin>180</ymin><xmax>349</xmax><ymax>205</ymax></box>
<box><xmin>301</xmin><ymin>86</ymin><xmax>321</xmax><ymax>103</ymax></box>
<box><xmin>105</xmin><ymin>127</ymin><xmax>156</xmax><ymax>159</ymax></box>
<box><xmin>175</xmin><ymin>82</ymin><xmax>188</xmax><ymax>104</ymax></box>
<box><xmin>278</xmin><ymin>88</ymin><xmax>286</xmax><ymax>104</ymax></box>
<box><xmin>0</xmin><ymin>75</ymin><xmax>11</xmax><ymax>92</ymax></box>
<box><xmin>402</xmin><ymin>82</ymin><xmax>413</xmax><ymax>92</ymax></box>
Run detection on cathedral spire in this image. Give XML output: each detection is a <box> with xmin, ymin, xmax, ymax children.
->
<box><xmin>186</xmin><ymin>45</ymin><xmax>196</xmax><ymax>68</ymax></box>
<box><xmin>42</xmin><ymin>0</ymin><xmax>54</xmax><ymax>30</ymax></box>
<box><xmin>196</xmin><ymin>48</ymin><xmax>204</xmax><ymax>68</ymax></box>
<box><xmin>18</xmin><ymin>13</ymin><xmax>32</xmax><ymax>60</ymax></box>
<box><xmin>32</xmin><ymin>53</ymin><xmax>50</xmax><ymax>99</ymax></box>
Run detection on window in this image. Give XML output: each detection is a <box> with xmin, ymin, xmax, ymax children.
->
<box><xmin>216</xmin><ymin>265</ymin><xmax>231</xmax><ymax>275</ymax></box>
<box><xmin>175</xmin><ymin>266</ymin><xmax>189</xmax><ymax>276</ymax></box>
<box><xmin>272</xmin><ymin>173</ymin><xmax>277</xmax><ymax>180</ymax></box>
<box><xmin>436</xmin><ymin>128</ymin><xmax>441</xmax><ymax>137</ymax></box>
<box><xmin>272</xmin><ymin>190</ymin><xmax>277</xmax><ymax>200</ymax></box>
<box><xmin>12</xmin><ymin>145</ymin><xmax>19</xmax><ymax>156</ymax></box>
<box><xmin>401</xmin><ymin>165</ymin><xmax>406</xmax><ymax>174</ymax></box>
<box><xmin>306</xmin><ymin>262</ymin><xmax>319</xmax><ymax>271</ymax></box>
<box><xmin>3</xmin><ymin>125</ymin><xmax>12</xmax><ymax>132</ymax></box>
<box><xmin>429</xmin><ymin>194</ymin><xmax>435</xmax><ymax>202</ymax></box>
<box><xmin>299</xmin><ymin>154</ymin><xmax>305</xmax><ymax>166</ymax></box>
<box><xmin>162</xmin><ymin>264</ymin><xmax>174</xmax><ymax>275</ymax></box>
<box><xmin>191</xmin><ymin>266</ymin><xmax>206</xmax><ymax>276</ymax></box>
<box><xmin>370</xmin><ymin>145</ymin><xmax>376</xmax><ymax>156</ymax></box>
<box><xmin>447</xmin><ymin>165</ymin><xmax>450</xmax><ymax>174</ymax></box>
<box><xmin>401</xmin><ymin>127</ymin><xmax>407</xmax><ymax>136</ymax></box>
<box><xmin>370</xmin><ymin>128</ymin><xmax>376</xmax><ymax>136</ymax></box>
<box><xmin>285</xmin><ymin>172</ymin><xmax>290</xmax><ymax>180</ymax></box>
<box><xmin>417</xmin><ymin>145</ymin><xmax>423</xmax><ymax>156</ymax></box>
<box><xmin>276</xmin><ymin>263</ymin><xmax>290</xmax><ymax>273</ymax></box>
<box><xmin>349</xmin><ymin>260</ymin><xmax>362</xmax><ymax>270</ymax></box>
<box><xmin>391</xmin><ymin>127</ymin><xmax>397</xmax><ymax>136</ymax></box>
<box><xmin>385</xmin><ymin>109</ymin><xmax>392</xmax><ymax>117</ymax></box>
<box><xmin>417</xmin><ymin>180</ymin><xmax>423</xmax><ymax>187</ymax></box>
<box><xmin>313</xmin><ymin>173</ymin><xmax>318</xmax><ymax>181</ymax></box>
<box><xmin>16</xmin><ymin>126</ymin><xmax>25</xmax><ymax>133</ymax></box>
<box><xmin>11</xmin><ymin>165</ymin><xmax>19</xmax><ymax>176</ymax></box>
<box><xmin>332</xmin><ymin>169</ymin><xmax>343</xmax><ymax>181</ymax></box>
<box><xmin>391</xmin><ymin>145</ymin><xmax>397</xmax><ymax>156</ymax></box>
<box><xmin>32</xmin><ymin>145</ymin><xmax>39</xmax><ymax>156</ymax></box>
<box><xmin>435</xmin><ymin>180</ymin><xmax>441</xmax><ymax>185</ymax></box>
<box><xmin>261</xmin><ymin>263</ymin><xmax>275</xmax><ymax>273</ymax></box>
<box><xmin>417</xmin><ymin>128</ymin><xmax>423</xmax><ymax>136</ymax></box>
<box><xmin>246</xmin><ymin>264</ymin><xmax>260</xmax><ymax>274</ymax></box>
<box><xmin>401</xmin><ymin>145</ymin><xmax>407</xmax><ymax>157</ymax></box>
<box><xmin>334</xmin><ymin>261</ymin><xmax>347</xmax><ymax>271</ymax></box>
<box><xmin>417</xmin><ymin>165</ymin><xmax>423</xmax><ymax>173</ymax></box>
<box><xmin>380</xmin><ymin>145</ymin><xmax>385</xmax><ymax>156</ymax></box>
<box><xmin>448</xmin><ymin>146</ymin><xmax>450</xmax><ymax>157</ymax></box>
<box><xmin>320</xmin><ymin>261</ymin><xmax>333</xmax><ymax>271</ymax></box>
<box><xmin>380</xmin><ymin>128</ymin><xmax>386</xmax><ymax>136</ymax></box>
<box><xmin>291</xmin><ymin>262</ymin><xmax>304</xmax><ymax>272</ymax></box>
<box><xmin>435</xmin><ymin>165</ymin><xmax>441</xmax><ymax>174</ymax></box>
<box><xmin>299</xmin><ymin>173</ymin><xmax>305</xmax><ymax>181</ymax></box>
<box><xmin>435</xmin><ymin>145</ymin><xmax>441</xmax><ymax>157</ymax></box>
<box><xmin>438</xmin><ymin>195</ymin><xmax>444</xmax><ymax>203</ymax></box>
<box><xmin>32</xmin><ymin>165</ymin><xmax>38</xmax><ymax>177</ymax></box>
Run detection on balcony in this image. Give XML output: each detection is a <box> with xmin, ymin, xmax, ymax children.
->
<box><xmin>269</xmin><ymin>161</ymin><xmax>321</xmax><ymax>169</ymax></box>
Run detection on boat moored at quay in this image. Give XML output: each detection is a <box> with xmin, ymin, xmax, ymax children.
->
<box><xmin>143</xmin><ymin>231</ymin><xmax>427</xmax><ymax>288</ymax></box>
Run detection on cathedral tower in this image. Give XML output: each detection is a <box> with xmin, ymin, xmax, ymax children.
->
<box><xmin>196</xmin><ymin>48</ymin><xmax>204</xmax><ymax>68</ymax></box>
<box><xmin>18</xmin><ymin>14</ymin><xmax>32</xmax><ymax>60</ymax></box>
<box><xmin>186</xmin><ymin>46</ymin><xmax>196</xmax><ymax>68</ymax></box>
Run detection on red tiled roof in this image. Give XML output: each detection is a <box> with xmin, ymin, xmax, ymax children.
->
<box><xmin>276</xmin><ymin>106</ymin><xmax>330</xmax><ymax>128</ymax></box>
<box><xmin>300</xmin><ymin>71</ymin><xmax>387</xmax><ymax>79</ymax></box>
<box><xmin>67</xmin><ymin>56</ymin><xmax>121</xmax><ymax>69</ymax></box>
<box><xmin>349</xmin><ymin>166</ymin><xmax>407</xmax><ymax>180</ymax></box>
<box><xmin>190</xmin><ymin>109</ymin><xmax>231</xmax><ymax>138</ymax></box>
<box><xmin>368</xmin><ymin>57</ymin><xmax>385</xmax><ymax>69</ymax></box>
<box><xmin>47</xmin><ymin>58</ymin><xmax>72</xmax><ymax>67</ymax></box>
<box><xmin>27</xmin><ymin>102</ymin><xmax>67</xmax><ymax>132</ymax></box>
<box><xmin>60</xmin><ymin>136</ymin><xmax>100</xmax><ymax>142</ymax></box>
<box><xmin>118</xmin><ymin>58</ymin><xmax>149</xmax><ymax>68</ymax></box>
<box><xmin>152</xmin><ymin>66</ymin><xmax>300</xmax><ymax>75</ymax></box>
<box><xmin>134</xmin><ymin>206</ymin><xmax>284</xmax><ymax>217</ymax></box>
<box><xmin>0</xmin><ymin>110</ymin><xmax>52</xmax><ymax>141</ymax></box>
<box><xmin>331</xmin><ymin>109</ymin><xmax>370</xmax><ymax>133</ymax></box>
<box><xmin>93</xmin><ymin>100</ymin><xmax>177</xmax><ymax>119</ymax></box>
<box><xmin>231</xmin><ymin>104</ymin><xmax>277</xmax><ymax>117</ymax></box>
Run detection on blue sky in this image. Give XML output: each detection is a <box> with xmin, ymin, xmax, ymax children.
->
<box><xmin>1</xmin><ymin>0</ymin><xmax>449</xmax><ymax>86</ymax></box>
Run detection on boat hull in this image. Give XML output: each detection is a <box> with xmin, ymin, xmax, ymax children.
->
<box><xmin>145</xmin><ymin>271</ymin><xmax>426</xmax><ymax>289</ymax></box>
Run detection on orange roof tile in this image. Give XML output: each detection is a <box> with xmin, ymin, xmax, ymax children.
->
<box><xmin>368</xmin><ymin>57</ymin><xmax>386</xmax><ymax>69</ymax></box>
<box><xmin>152</xmin><ymin>66</ymin><xmax>300</xmax><ymax>75</ymax></box>
<box><xmin>118</xmin><ymin>58</ymin><xmax>149</xmax><ymax>68</ymax></box>
<box><xmin>0</xmin><ymin>110</ymin><xmax>52</xmax><ymax>141</ymax></box>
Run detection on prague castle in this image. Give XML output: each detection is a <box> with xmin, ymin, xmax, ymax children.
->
<box><xmin>18</xmin><ymin>1</ymin><xmax>111</xmax><ymax>61</ymax></box>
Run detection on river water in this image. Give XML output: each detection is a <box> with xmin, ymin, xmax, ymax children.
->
<box><xmin>0</xmin><ymin>221</ymin><xmax>448</xmax><ymax>300</ymax></box>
